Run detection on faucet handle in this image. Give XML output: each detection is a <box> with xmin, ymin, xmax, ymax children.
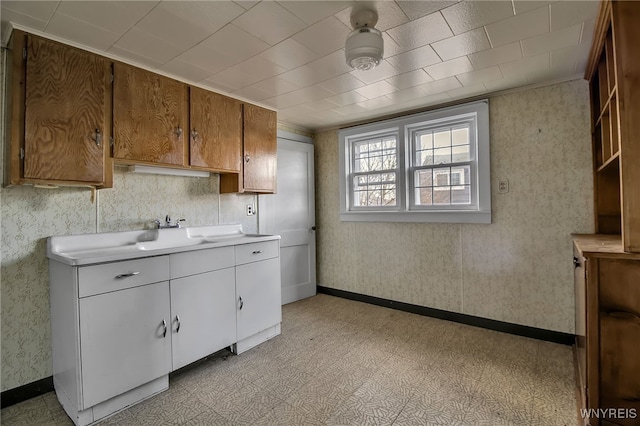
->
<box><xmin>154</xmin><ymin>219</ymin><xmax>161</xmax><ymax>229</ymax></box>
<box><xmin>165</xmin><ymin>215</ymin><xmax>171</xmax><ymax>225</ymax></box>
<box><xmin>177</xmin><ymin>219</ymin><xmax>186</xmax><ymax>228</ymax></box>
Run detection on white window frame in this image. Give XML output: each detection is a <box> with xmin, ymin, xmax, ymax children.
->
<box><xmin>339</xmin><ymin>100</ymin><xmax>491</xmax><ymax>224</ymax></box>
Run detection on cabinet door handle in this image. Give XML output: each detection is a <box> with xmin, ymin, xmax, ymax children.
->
<box><xmin>239</xmin><ymin>296</ymin><xmax>244</xmax><ymax>310</ymax></box>
<box><xmin>175</xmin><ymin>315</ymin><xmax>181</xmax><ymax>333</ymax></box>
<box><xmin>252</xmin><ymin>250</ymin><xmax>263</xmax><ymax>254</ymax></box>
<box><xmin>175</xmin><ymin>126</ymin><xmax>183</xmax><ymax>138</ymax></box>
<box><xmin>245</xmin><ymin>154</ymin><xmax>250</xmax><ymax>163</ymax></box>
<box><xmin>162</xmin><ymin>319</ymin><xmax>167</xmax><ymax>338</ymax></box>
<box><xmin>191</xmin><ymin>129</ymin><xmax>199</xmax><ymax>142</ymax></box>
<box><xmin>573</xmin><ymin>257</ymin><xmax>580</xmax><ymax>269</ymax></box>
<box><xmin>92</xmin><ymin>128</ymin><xmax>102</xmax><ymax>147</ymax></box>
<box><xmin>115</xmin><ymin>271</ymin><xmax>140</xmax><ymax>279</ymax></box>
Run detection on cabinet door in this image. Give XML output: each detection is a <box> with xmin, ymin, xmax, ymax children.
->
<box><xmin>598</xmin><ymin>259</ymin><xmax>640</xmax><ymax>425</ymax></box>
<box><xmin>244</xmin><ymin>104</ymin><xmax>277</xmax><ymax>192</ymax></box>
<box><xmin>574</xmin><ymin>249</ymin><xmax>587</xmax><ymax>409</ymax></box>
<box><xmin>113</xmin><ymin>63</ymin><xmax>188</xmax><ymax>166</ymax></box>
<box><xmin>190</xmin><ymin>87</ymin><xmax>242</xmax><ymax>172</ymax></box>
<box><xmin>236</xmin><ymin>258</ymin><xmax>282</xmax><ymax>342</ymax></box>
<box><xmin>79</xmin><ymin>281</ymin><xmax>171</xmax><ymax>409</ymax></box>
<box><xmin>170</xmin><ymin>268</ymin><xmax>236</xmax><ymax>370</ymax></box>
<box><xmin>24</xmin><ymin>35</ymin><xmax>109</xmax><ymax>184</ymax></box>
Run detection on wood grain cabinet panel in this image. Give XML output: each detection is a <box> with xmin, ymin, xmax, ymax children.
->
<box><xmin>220</xmin><ymin>103</ymin><xmax>277</xmax><ymax>193</ymax></box>
<box><xmin>15</xmin><ymin>34</ymin><xmax>110</xmax><ymax>185</ymax></box>
<box><xmin>113</xmin><ymin>63</ymin><xmax>188</xmax><ymax>167</ymax></box>
<box><xmin>189</xmin><ymin>87</ymin><xmax>242</xmax><ymax>172</ymax></box>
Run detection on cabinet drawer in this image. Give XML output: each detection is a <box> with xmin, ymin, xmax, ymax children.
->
<box><xmin>235</xmin><ymin>240</ymin><xmax>279</xmax><ymax>265</ymax></box>
<box><xmin>78</xmin><ymin>256</ymin><xmax>169</xmax><ymax>298</ymax></box>
<box><xmin>170</xmin><ymin>246</ymin><xmax>235</xmax><ymax>279</ymax></box>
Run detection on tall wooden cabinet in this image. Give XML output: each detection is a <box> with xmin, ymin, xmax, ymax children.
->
<box><xmin>577</xmin><ymin>1</ymin><xmax>640</xmax><ymax>425</ymax></box>
<box><xmin>6</xmin><ymin>31</ymin><xmax>111</xmax><ymax>187</ymax></box>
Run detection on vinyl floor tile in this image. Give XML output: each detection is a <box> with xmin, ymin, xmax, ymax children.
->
<box><xmin>1</xmin><ymin>294</ymin><xmax>577</xmax><ymax>426</ymax></box>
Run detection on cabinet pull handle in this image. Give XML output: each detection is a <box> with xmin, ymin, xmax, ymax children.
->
<box><xmin>245</xmin><ymin>154</ymin><xmax>250</xmax><ymax>163</ymax></box>
<box><xmin>239</xmin><ymin>296</ymin><xmax>244</xmax><ymax>310</ymax></box>
<box><xmin>252</xmin><ymin>250</ymin><xmax>263</xmax><ymax>254</ymax></box>
<box><xmin>175</xmin><ymin>315</ymin><xmax>181</xmax><ymax>333</ymax></box>
<box><xmin>191</xmin><ymin>129</ymin><xmax>199</xmax><ymax>142</ymax></box>
<box><xmin>175</xmin><ymin>126</ymin><xmax>183</xmax><ymax>138</ymax></box>
<box><xmin>608</xmin><ymin>311</ymin><xmax>640</xmax><ymax>322</ymax></box>
<box><xmin>162</xmin><ymin>319</ymin><xmax>167</xmax><ymax>338</ymax></box>
<box><xmin>573</xmin><ymin>256</ymin><xmax>580</xmax><ymax>269</ymax></box>
<box><xmin>92</xmin><ymin>128</ymin><xmax>102</xmax><ymax>147</ymax></box>
<box><xmin>115</xmin><ymin>271</ymin><xmax>140</xmax><ymax>279</ymax></box>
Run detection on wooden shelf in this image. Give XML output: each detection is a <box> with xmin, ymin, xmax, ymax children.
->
<box><xmin>596</xmin><ymin>150</ymin><xmax>620</xmax><ymax>173</ymax></box>
<box><xmin>594</xmin><ymin>85</ymin><xmax>617</xmax><ymax>128</ymax></box>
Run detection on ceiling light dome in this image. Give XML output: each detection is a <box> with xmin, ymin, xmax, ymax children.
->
<box><xmin>345</xmin><ymin>9</ymin><xmax>383</xmax><ymax>71</ymax></box>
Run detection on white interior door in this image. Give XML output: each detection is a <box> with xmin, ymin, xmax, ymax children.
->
<box><xmin>259</xmin><ymin>136</ymin><xmax>316</xmax><ymax>304</ymax></box>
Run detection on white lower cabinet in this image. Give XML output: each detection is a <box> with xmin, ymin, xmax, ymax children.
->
<box><xmin>79</xmin><ymin>282</ymin><xmax>172</xmax><ymax>408</ymax></box>
<box><xmin>170</xmin><ymin>268</ymin><xmax>236</xmax><ymax>370</ymax></box>
<box><xmin>49</xmin><ymin>236</ymin><xmax>281</xmax><ymax>426</ymax></box>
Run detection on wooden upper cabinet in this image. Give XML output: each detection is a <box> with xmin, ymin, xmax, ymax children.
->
<box><xmin>15</xmin><ymin>33</ymin><xmax>110</xmax><ymax>185</ymax></box>
<box><xmin>113</xmin><ymin>63</ymin><xmax>188</xmax><ymax>167</ymax></box>
<box><xmin>221</xmin><ymin>104</ymin><xmax>276</xmax><ymax>193</ymax></box>
<box><xmin>190</xmin><ymin>87</ymin><xmax>242</xmax><ymax>172</ymax></box>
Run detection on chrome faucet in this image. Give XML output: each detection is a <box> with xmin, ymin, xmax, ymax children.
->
<box><xmin>155</xmin><ymin>215</ymin><xmax>186</xmax><ymax>229</ymax></box>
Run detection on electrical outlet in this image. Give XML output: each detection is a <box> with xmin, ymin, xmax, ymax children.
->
<box><xmin>498</xmin><ymin>179</ymin><xmax>509</xmax><ymax>194</ymax></box>
<box><xmin>246</xmin><ymin>204</ymin><xmax>254</xmax><ymax>216</ymax></box>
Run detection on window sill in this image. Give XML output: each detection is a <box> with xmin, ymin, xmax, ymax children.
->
<box><xmin>339</xmin><ymin>210</ymin><xmax>491</xmax><ymax>224</ymax></box>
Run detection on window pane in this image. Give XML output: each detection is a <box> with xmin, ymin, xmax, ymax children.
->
<box><xmin>452</xmin><ymin>145</ymin><xmax>470</xmax><ymax>163</ymax></box>
<box><xmin>416</xmin><ymin>150</ymin><xmax>433</xmax><ymax>166</ymax></box>
<box><xmin>353</xmin><ymin>175</ymin><xmax>396</xmax><ymax>207</ymax></box>
<box><xmin>433</xmin><ymin>130</ymin><xmax>450</xmax><ymax>148</ymax></box>
<box><xmin>452</xmin><ymin>127</ymin><xmax>469</xmax><ymax>146</ymax></box>
<box><xmin>414</xmin><ymin>169</ymin><xmax>433</xmax><ymax>187</ymax></box>
<box><xmin>417</xmin><ymin>132</ymin><xmax>433</xmax><ymax>150</ymax></box>
<box><xmin>452</xmin><ymin>184</ymin><xmax>471</xmax><ymax>204</ymax></box>
<box><xmin>451</xmin><ymin>165</ymin><xmax>470</xmax><ymax>187</ymax></box>
<box><xmin>433</xmin><ymin>187</ymin><xmax>451</xmax><ymax>205</ymax></box>
<box><xmin>415</xmin><ymin>187</ymin><xmax>433</xmax><ymax>205</ymax></box>
<box><xmin>433</xmin><ymin>147</ymin><xmax>451</xmax><ymax>165</ymax></box>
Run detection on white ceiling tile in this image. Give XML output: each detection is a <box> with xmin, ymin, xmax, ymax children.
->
<box><xmin>396</xmin><ymin>1</ymin><xmax>458</xmax><ymax>20</ymax></box>
<box><xmin>115</xmin><ymin>27</ymin><xmax>183</xmax><ymax>64</ymax></box>
<box><xmin>431</xmin><ymin>28</ymin><xmax>491</xmax><ymax>61</ymax></box>
<box><xmin>160</xmin><ymin>1</ymin><xmax>244</xmax><ymax>34</ymax></box>
<box><xmin>300</xmin><ymin>99</ymin><xmax>343</xmax><ymax>113</ymax></box>
<box><xmin>357</xmin><ymin>96</ymin><xmax>395</xmax><ymax>111</ymax></box>
<box><xmin>258</xmin><ymin>39</ymin><xmax>319</xmax><ymax>71</ymax></box>
<box><xmin>280</xmin><ymin>1</ymin><xmax>353</xmax><ymax>25</ymax></box>
<box><xmin>332</xmin><ymin>103</ymin><xmax>368</xmax><ymax>116</ymax></box>
<box><xmin>232</xmin><ymin>1</ymin><xmax>306</xmax><ymax>46</ymax></box>
<box><xmin>441</xmin><ymin>1</ymin><xmax>514</xmax><ymax>35</ymax></box>
<box><xmin>354</xmin><ymin>80</ymin><xmax>396</xmax><ymax>99</ymax></box>
<box><xmin>1</xmin><ymin>8</ymin><xmax>48</xmax><ymax>34</ymax></box>
<box><xmin>47</xmin><ymin>12</ymin><xmax>121</xmax><ymax>51</ymax></box>
<box><xmin>467</xmin><ymin>42</ymin><xmax>522</xmax><ymax>69</ymax></box>
<box><xmin>382</xmin><ymin>32</ymin><xmax>411</xmax><ymax>57</ymax></box>
<box><xmin>319</xmin><ymin>73</ymin><xmax>365</xmax><ymax>94</ymax></box>
<box><xmin>334</xmin><ymin>2</ymin><xmax>409</xmax><ymax>32</ymax></box>
<box><xmin>233</xmin><ymin>1</ymin><xmax>260</xmax><ymax>11</ymax></box>
<box><xmin>521</xmin><ymin>23</ymin><xmax>581</xmax><ymax>57</ymax></box>
<box><xmin>349</xmin><ymin>60</ymin><xmax>399</xmax><ymax>85</ymax></box>
<box><xmin>229</xmin><ymin>56</ymin><xmax>288</xmax><ymax>86</ymax></box>
<box><xmin>397</xmin><ymin>92</ymin><xmax>452</xmax><ymax>110</ymax></box>
<box><xmin>447</xmin><ymin>83</ymin><xmax>487</xmax><ymax>99</ymax></box>
<box><xmin>107</xmin><ymin>45</ymin><xmax>163</xmax><ymax>69</ymax></box>
<box><xmin>483</xmin><ymin>74</ymin><xmax>528</xmax><ymax>92</ymax></box>
<box><xmin>418</xmin><ymin>76</ymin><xmax>462</xmax><ymax>96</ymax></box>
<box><xmin>279</xmin><ymin>65</ymin><xmax>324</xmax><ymax>88</ymax></box>
<box><xmin>513</xmin><ymin>1</ymin><xmax>553</xmax><ymax>15</ymax></box>
<box><xmin>385</xmin><ymin>85</ymin><xmax>429</xmax><ymax>103</ymax></box>
<box><xmin>135</xmin><ymin>6</ymin><xmax>214</xmax><ymax>50</ymax></box>
<box><xmin>268</xmin><ymin>85</ymin><xmax>334</xmax><ymax>109</ymax></box>
<box><xmin>386</xmin><ymin>69</ymin><xmax>433</xmax><ymax>90</ymax></box>
<box><xmin>232</xmin><ymin>85</ymin><xmax>273</xmax><ymax>102</ymax></box>
<box><xmin>499</xmin><ymin>53</ymin><xmax>550</xmax><ymax>78</ymax></box>
<box><xmin>307</xmin><ymin>50</ymin><xmax>353</xmax><ymax>80</ymax></box>
<box><xmin>205</xmin><ymin>67</ymin><xmax>259</xmax><ymax>91</ymax></box>
<box><xmin>2</xmin><ymin>1</ymin><xmax>59</xmax><ymax>22</ymax></box>
<box><xmin>423</xmin><ymin>56</ymin><xmax>474</xmax><ymax>81</ymax></box>
<box><xmin>580</xmin><ymin>18</ymin><xmax>596</xmax><ymax>46</ymax></box>
<box><xmin>56</xmin><ymin>1</ymin><xmax>156</xmax><ymax>35</ymax></box>
<box><xmin>177</xmin><ymin>45</ymin><xmax>238</xmax><ymax>75</ymax></box>
<box><xmin>386</xmin><ymin>12</ymin><xmax>453</xmax><ymax>51</ymax></box>
<box><xmin>158</xmin><ymin>59</ymin><xmax>213</xmax><ymax>82</ymax></box>
<box><xmin>486</xmin><ymin>6</ymin><xmax>549</xmax><ymax>47</ymax></box>
<box><xmin>326</xmin><ymin>90</ymin><xmax>368</xmax><ymax>106</ymax></box>
<box><xmin>292</xmin><ymin>16</ymin><xmax>350</xmax><ymax>56</ymax></box>
<box><xmin>456</xmin><ymin>66</ymin><xmax>503</xmax><ymax>86</ymax></box>
<box><xmin>198</xmin><ymin>79</ymin><xmax>238</xmax><ymax>95</ymax></box>
<box><xmin>550</xmin><ymin>1</ymin><xmax>598</xmax><ymax>31</ymax></box>
<box><xmin>250</xmin><ymin>76</ymin><xmax>299</xmax><ymax>98</ymax></box>
<box><xmin>200</xmin><ymin>24</ymin><xmax>270</xmax><ymax>64</ymax></box>
<box><xmin>387</xmin><ymin>45</ymin><xmax>441</xmax><ymax>74</ymax></box>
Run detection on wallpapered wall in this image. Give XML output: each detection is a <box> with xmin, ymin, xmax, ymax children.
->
<box><xmin>315</xmin><ymin>79</ymin><xmax>594</xmax><ymax>335</ymax></box>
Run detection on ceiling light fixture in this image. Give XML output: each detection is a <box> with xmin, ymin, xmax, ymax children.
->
<box><xmin>345</xmin><ymin>9</ymin><xmax>384</xmax><ymax>71</ymax></box>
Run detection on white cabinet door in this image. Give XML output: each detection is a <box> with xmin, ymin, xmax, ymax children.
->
<box><xmin>170</xmin><ymin>268</ymin><xmax>236</xmax><ymax>370</ymax></box>
<box><xmin>79</xmin><ymin>281</ymin><xmax>171</xmax><ymax>408</ymax></box>
<box><xmin>236</xmin><ymin>258</ymin><xmax>282</xmax><ymax>342</ymax></box>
